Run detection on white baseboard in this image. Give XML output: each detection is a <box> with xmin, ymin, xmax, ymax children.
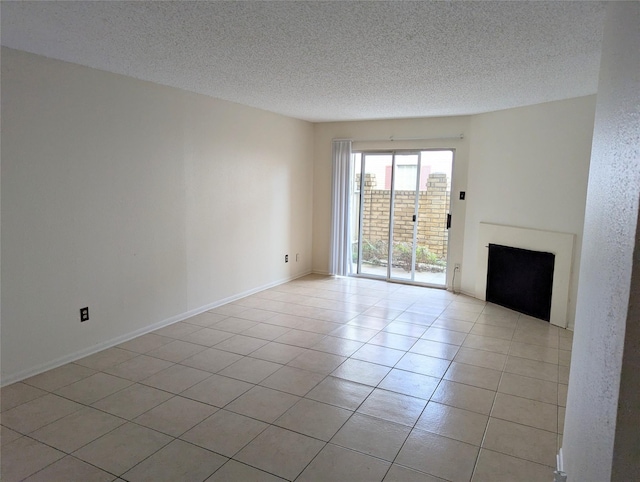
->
<box><xmin>1</xmin><ymin>271</ymin><xmax>312</xmax><ymax>387</ymax></box>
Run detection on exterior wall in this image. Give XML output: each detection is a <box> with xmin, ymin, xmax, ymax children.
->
<box><xmin>358</xmin><ymin>172</ymin><xmax>450</xmax><ymax>259</ymax></box>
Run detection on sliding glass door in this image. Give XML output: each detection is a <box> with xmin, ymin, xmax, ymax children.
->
<box><xmin>352</xmin><ymin>150</ymin><xmax>453</xmax><ymax>287</ymax></box>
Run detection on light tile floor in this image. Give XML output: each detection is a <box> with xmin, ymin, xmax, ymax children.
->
<box><xmin>0</xmin><ymin>275</ymin><xmax>572</xmax><ymax>482</ymax></box>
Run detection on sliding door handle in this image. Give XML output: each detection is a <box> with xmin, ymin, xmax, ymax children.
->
<box><xmin>447</xmin><ymin>213</ymin><xmax>452</xmax><ymax>229</ymax></box>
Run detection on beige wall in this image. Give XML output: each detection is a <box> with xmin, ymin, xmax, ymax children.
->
<box><xmin>1</xmin><ymin>48</ymin><xmax>314</xmax><ymax>383</ymax></box>
<box><xmin>463</xmin><ymin>96</ymin><xmax>596</xmax><ymax>329</ymax></box>
<box><xmin>564</xmin><ymin>2</ymin><xmax>640</xmax><ymax>480</ymax></box>
<box><xmin>312</xmin><ymin>116</ymin><xmax>471</xmax><ymax>289</ymax></box>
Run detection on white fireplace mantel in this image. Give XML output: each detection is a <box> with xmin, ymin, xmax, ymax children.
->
<box><xmin>476</xmin><ymin>222</ymin><xmax>575</xmax><ymax>328</ymax></box>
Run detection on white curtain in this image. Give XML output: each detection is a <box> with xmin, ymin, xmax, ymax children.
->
<box><xmin>329</xmin><ymin>140</ymin><xmax>352</xmax><ymax>276</ymax></box>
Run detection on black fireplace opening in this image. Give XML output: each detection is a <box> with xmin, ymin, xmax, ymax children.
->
<box><xmin>486</xmin><ymin>244</ymin><xmax>555</xmax><ymax>321</ymax></box>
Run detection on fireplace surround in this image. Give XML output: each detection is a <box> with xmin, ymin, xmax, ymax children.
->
<box><xmin>476</xmin><ymin>223</ymin><xmax>575</xmax><ymax>328</ymax></box>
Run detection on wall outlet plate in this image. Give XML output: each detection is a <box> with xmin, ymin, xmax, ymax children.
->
<box><xmin>80</xmin><ymin>307</ymin><xmax>89</xmax><ymax>322</ymax></box>
<box><xmin>285</xmin><ymin>254</ymin><xmax>288</xmax><ymax>263</ymax></box>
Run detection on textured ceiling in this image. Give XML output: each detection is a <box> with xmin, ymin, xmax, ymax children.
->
<box><xmin>1</xmin><ymin>1</ymin><xmax>606</xmax><ymax>122</ymax></box>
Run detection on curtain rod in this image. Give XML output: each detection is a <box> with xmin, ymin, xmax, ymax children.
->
<box><xmin>333</xmin><ymin>134</ymin><xmax>464</xmax><ymax>142</ymax></box>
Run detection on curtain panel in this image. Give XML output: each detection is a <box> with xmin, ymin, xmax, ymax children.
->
<box><xmin>329</xmin><ymin>140</ymin><xmax>352</xmax><ymax>276</ymax></box>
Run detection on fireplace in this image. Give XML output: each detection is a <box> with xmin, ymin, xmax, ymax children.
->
<box><xmin>486</xmin><ymin>244</ymin><xmax>555</xmax><ymax>321</ymax></box>
<box><xmin>476</xmin><ymin>223</ymin><xmax>575</xmax><ymax>327</ymax></box>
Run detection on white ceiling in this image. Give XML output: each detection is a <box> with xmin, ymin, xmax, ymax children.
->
<box><xmin>1</xmin><ymin>1</ymin><xmax>606</xmax><ymax>122</ymax></box>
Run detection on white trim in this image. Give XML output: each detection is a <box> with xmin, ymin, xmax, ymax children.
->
<box><xmin>0</xmin><ymin>271</ymin><xmax>311</xmax><ymax>387</ymax></box>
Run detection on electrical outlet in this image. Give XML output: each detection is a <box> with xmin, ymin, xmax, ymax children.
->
<box><xmin>285</xmin><ymin>254</ymin><xmax>289</xmax><ymax>263</ymax></box>
<box><xmin>454</xmin><ymin>263</ymin><xmax>461</xmax><ymax>271</ymax></box>
<box><xmin>80</xmin><ymin>307</ymin><xmax>89</xmax><ymax>322</ymax></box>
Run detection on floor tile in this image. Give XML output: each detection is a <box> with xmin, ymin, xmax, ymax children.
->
<box><xmin>351</xmin><ymin>344</ymin><xmax>406</xmax><ymax>366</ymax></box>
<box><xmin>348</xmin><ymin>314</ymin><xmax>392</xmax><ymax>330</ymax></box>
<box><xmin>297</xmin><ymin>443</ymin><xmax>390</xmax><ymax>482</ymax></box>
<box><xmin>410</xmin><ymin>339</ymin><xmax>459</xmax><ymax>360</ymax></box>
<box><xmin>104</xmin><ymin>355</ymin><xmax>174</xmax><ymax>381</ymax></box>
<box><xmin>218</xmin><ymin>357</ymin><xmax>283</xmax><ymax>383</ymax></box>
<box><xmin>331</xmin><ymin>358</ymin><xmax>391</xmax><ymax>386</ymax></box>
<box><xmin>491</xmin><ymin>392</ymin><xmax>557</xmax><ymax>432</ymax></box>
<box><xmin>211</xmin><ymin>316</ymin><xmax>258</xmax><ymax>333</ymax></box>
<box><xmin>558</xmin><ymin>383</ymin><xmax>568</xmax><ymax>407</ymax></box>
<box><xmin>383</xmin><ymin>464</ymin><xmax>446</xmax><ymax>482</ymax></box>
<box><xmin>73</xmin><ymin>422</ymin><xmax>172</xmax><ymax>476</ymax></box>
<box><xmin>0</xmin><ymin>382</ymin><xmax>48</xmax><ymax>412</ymax></box>
<box><xmin>416</xmin><ymin>401</ymin><xmax>488</xmax><ymax>445</ymax></box>
<box><xmin>117</xmin><ymin>333</ymin><xmax>173</xmax><ymax>354</ymax></box>
<box><xmin>178</xmin><ymin>327</ymin><xmax>235</xmax><ymax>347</ymax></box>
<box><xmin>134</xmin><ymin>395</ymin><xmax>218</xmax><ymax>436</ymax></box>
<box><xmin>422</xmin><ymin>327</ymin><xmax>468</xmax><ymax>345</ymax></box>
<box><xmin>260</xmin><ymin>366</ymin><xmax>326</xmax><ymax>396</ymax></box>
<box><xmin>503</xmin><ymin>355</ymin><xmax>559</xmax><ymax>382</ymax></box>
<box><xmin>122</xmin><ymin>439</ymin><xmax>227</xmax><ymax>482</ymax></box>
<box><xmin>331</xmin><ymin>413</ymin><xmax>411</xmax><ymax>461</ymax></box>
<box><xmin>443</xmin><ymin>362</ymin><xmax>502</xmax><ymax>390</ymax></box>
<box><xmin>383</xmin><ymin>320</ymin><xmax>429</xmax><ymax>337</ymax></box>
<box><xmin>330</xmin><ymin>325</ymin><xmax>380</xmax><ymax>343</ymax></box>
<box><xmin>369</xmin><ymin>332</ymin><xmax>419</xmax><ymax>351</ymax></box>
<box><xmin>181</xmin><ymin>409</ymin><xmax>268</xmax><ymax>456</ymax></box>
<box><xmin>431</xmin><ymin>317</ymin><xmax>475</xmax><ymax>333</ymax></box>
<box><xmin>275</xmin><ymin>398</ymin><xmax>351</xmax><ymax>440</ymax></box>
<box><xmin>396</xmin><ymin>428</ymin><xmax>479</xmax><ymax>482</ymax></box>
<box><xmin>141</xmin><ymin>364</ymin><xmax>212</xmax><ymax>394</ymax></box>
<box><xmin>305</xmin><ymin>376</ymin><xmax>373</xmax><ymax>410</ymax></box>
<box><xmin>249</xmin><ymin>342</ymin><xmax>307</xmax><ymax>364</ymax></box>
<box><xmin>275</xmin><ymin>329</ymin><xmax>326</xmax><ymax>348</ymax></box>
<box><xmin>239</xmin><ymin>323</ymin><xmax>291</xmax><ymax>341</ymax></box>
<box><xmin>462</xmin><ymin>334</ymin><xmax>511</xmax><ymax>354</ymax></box>
<box><xmin>454</xmin><ymin>347</ymin><xmax>506</xmax><ymax>371</ymax></box>
<box><xmin>395</xmin><ymin>352</ymin><xmax>452</xmax><ymax>378</ymax></box>
<box><xmin>558</xmin><ymin>364</ymin><xmax>570</xmax><ymax>385</ymax></box>
<box><xmin>357</xmin><ymin>388</ymin><xmax>427</xmax><ymax>426</ymax></box>
<box><xmin>225</xmin><ymin>386</ymin><xmax>300</xmax><ymax>423</ymax></box>
<box><xmin>73</xmin><ymin>347</ymin><xmax>137</xmax><ymax>371</ymax></box>
<box><xmin>23</xmin><ymin>364</ymin><xmax>97</xmax><ymax>392</ymax></box>
<box><xmin>31</xmin><ymin>406</ymin><xmax>125</xmax><ymax>452</ymax></box>
<box><xmin>0</xmin><ymin>426</ymin><xmax>22</xmax><ymax>447</ymax></box>
<box><xmin>92</xmin><ymin>383</ymin><xmax>173</xmax><ymax>419</ymax></box>
<box><xmin>55</xmin><ymin>372</ymin><xmax>133</xmax><ymax>405</ymax></box>
<box><xmin>154</xmin><ymin>322</ymin><xmax>202</xmax><ymax>339</ymax></box>
<box><xmin>509</xmin><ymin>342</ymin><xmax>558</xmax><ymax>364</ymax></box>
<box><xmin>394</xmin><ymin>311</ymin><xmax>437</xmax><ymax>326</ymax></box>
<box><xmin>472</xmin><ymin>448</ymin><xmax>553</xmax><ymax>482</ymax></box>
<box><xmin>146</xmin><ymin>340</ymin><xmax>207</xmax><ymax>362</ymax></box>
<box><xmin>378</xmin><ymin>368</ymin><xmax>440</xmax><ymax>399</ymax></box>
<box><xmin>288</xmin><ymin>350</ymin><xmax>346</xmax><ymax>374</ymax></box>
<box><xmin>1</xmin><ymin>393</ymin><xmax>83</xmax><ymax>433</ymax></box>
<box><xmin>180</xmin><ymin>374</ymin><xmax>253</xmax><ymax>407</ymax></box>
<box><xmin>431</xmin><ymin>379</ymin><xmax>495</xmax><ymax>415</ymax></box>
<box><xmin>498</xmin><ymin>372</ymin><xmax>558</xmax><ymax>404</ymax></box>
<box><xmin>236</xmin><ymin>308</ymin><xmax>279</xmax><ymax>322</ymax></box>
<box><xmin>558</xmin><ymin>349</ymin><xmax>571</xmax><ymax>367</ymax></box>
<box><xmin>483</xmin><ymin>417</ymin><xmax>557</xmax><ymax>467</ymax></box>
<box><xmin>180</xmin><ymin>347</ymin><xmax>243</xmax><ymax>373</ymax></box>
<box><xmin>312</xmin><ymin>336</ymin><xmax>364</xmax><ymax>356</ymax></box>
<box><xmin>209</xmin><ymin>305</ymin><xmax>250</xmax><ymax>317</ymax></box>
<box><xmin>214</xmin><ymin>334</ymin><xmax>269</xmax><ymax>354</ymax></box>
<box><xmin>205</xmin><ymin>460</ymin><xmax>285</xmax><ymax>481</ymax></box>
<box><xmin>184</xmin><ymin>311</ymin><xmax>229</xmax><ymax>327</ymax></box>
<box><xmin>23</xmin><ymin>455</ymin><xmax>115</xmax><ymax>482</ymax></box>
<box><xmin>1</xmin><ymin>436</ymin><xmax>65</xmax><ymax>482</ymax></box>
<box><xmin>235</xmin><ymin>426</ymin><xmax>325</xmax><ymax>480</ymax></box>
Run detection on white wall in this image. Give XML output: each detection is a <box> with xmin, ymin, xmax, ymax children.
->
<box><xmin>461</xmin><ymin>97</ymin><xmax>596</xmax><ymax>329</ymax></box>
<box><xmin>564</xmin><ymin>2</ymin><xmax>640</xmax><ymax>480</ymax></box>
<box><xmin>312</xmin><ymin>116</ymin><xmax>471</xmax><ymax>287</ymax></box>
<box><xmin>1</xmin><ymin>48</ymin><xmax>314</xmax><ymax>383</ymax></box>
